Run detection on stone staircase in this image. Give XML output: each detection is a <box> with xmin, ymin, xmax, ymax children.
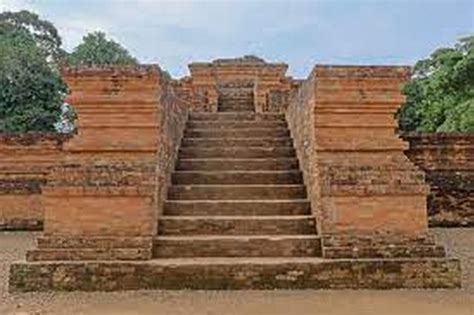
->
<box><xmin>153</xmin><ymin>109</ymin><xmax>321</xmax><ymax>260</ymax></box>
<box><xmin>218</xmin><ymin>86</ymin><xmax>254</xmax><ymax>112</ymax></box>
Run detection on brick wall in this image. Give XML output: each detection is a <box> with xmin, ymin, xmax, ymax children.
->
<box><xmin>155</xmin><ymin>73</ymin><xmax>189</xmax><ymax>217</ymax></box>
<box><xmin>172</xmin><ymin>77</ymin><xmax>213</xmax><ymax>112</ymax></box>
<box><xmin>186</xmin><ymin>56</ymin><xmax>291</xmax><ymax>112</ymax></box>
<box><xmin>25</xmin><ymin>65</ymin><xmax>188</xmax><ymax>261</ymax></box>
<box><xmin>404</xmin><ymin>133</ymin><xmax>474</xmax><ymax>227</ymax></box>
<box><xmin>286</xmin><ymin>65</ymin><xmax>437</xmax><ymax>258</ymax></box>
<box><xmin>0</xmin><ymin>134</ymin><xmax>69</xmax><ymax>230</ymax></box>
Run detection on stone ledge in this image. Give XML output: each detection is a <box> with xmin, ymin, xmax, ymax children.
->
<box><xmin>313</xmin><ymin>65</ymin><xmax>411</xmax><ymax>79</ymax></box>
<box><xmin>61</xmin><ymin>64</ymin><xmax>160</xmax><ymax>78</ymax></box>
<box><xmin>0</xmin><ymin>219</ymin><xmax>43</xmax><ymax>231</ymax></box>
<box><xmin>323</xmin><ymin>245</ymin><xmax>446</xmax><ymax>259</ymax></box>
<box><xmin>0</xmin><ymin>132</ymin><xmax>72</xmax><ymax>146</ymax></box>
<box><xmin>43</xmin><ymin>186</ymin><xmax>155</xmax><ymax>197</ymax></box>
<box><xmin>0</xmin><ymin>179</ymin><xmax>45</xmax><ymax>195</ymax></box>
<box><xmin>26</xmin><ymin>248</ymin><xmax>152</xmax><ymax>261</ymax></box>
<box><xmin>36</xmin><ymin>236</ymin><xmax>152</xmax><ymax>249</ymax></box>
<box><xmin>9</xmin><ymin>257</ymin><xmax>461</xmax><ymax>291</ymax></box>
<box><xmin>321</xmin><ymin>234</ymin><xmax>448</xmax><ymax>259</ymax></box>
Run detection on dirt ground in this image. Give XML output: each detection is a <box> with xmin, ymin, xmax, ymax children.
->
<box><xmin>1</xmin><ymin>229</ymin><xmax>473</xmax><ymax>315</ymax></box>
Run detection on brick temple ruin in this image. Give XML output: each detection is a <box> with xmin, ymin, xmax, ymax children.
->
<box><xmin>3</xmin><ymin>56</ymin><xmax>465</xmax><ymax>290</ymax></box>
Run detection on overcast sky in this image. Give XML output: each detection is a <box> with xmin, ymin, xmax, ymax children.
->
<box><xmin>1</xmin><ymin>0</ymin><xmax>473</xmax><ymax>78</ymax></box>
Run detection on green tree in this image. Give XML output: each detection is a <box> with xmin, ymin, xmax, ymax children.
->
<box><xmin>67</xmin><ymin>32</ymin><xmax>137</xmax><ymax>66</ymax></box>
<box><xmin>398</xmin><ymin>35</ymin><xmax>474</xmax><ymax>133</ymax></box>
<box><xmin>0</xmin><ymin>23</ymin><xmax>68</xmax><ymax>133</ymax></box>
<box><xmin>0</xmin><ymin>10</ymin><xmax>65</xmax><ymax>63</ymax></box>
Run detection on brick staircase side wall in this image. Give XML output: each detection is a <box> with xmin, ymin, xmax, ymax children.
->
<box><xmin>286</xmin><ymin>65</ymin><xmax>438</xmax><ymax>258</ymax></box>
<box><xmin>404</xmin><ymin>133</ymin><xmax>474</xmax><ymax>227</ymax></box>
<box><xmin>25</xmin><ymin>65</ymin><xmax>188</xmax><ymax>261</ymax></box>
<box><xmin>155</xmin><ymin>75</ymin><xmax>189</xmax><ymax>219</ymax></box>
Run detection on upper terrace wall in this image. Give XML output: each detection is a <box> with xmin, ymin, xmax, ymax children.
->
<box><xmin>404</xmin><ymin>134</ymin><xmax>474</xmax><ymax>227</ymax></box>
<box><xmin>178</xmin><ymin>56</ymin><xmax>294</xmax><ymax>112</ymax></box>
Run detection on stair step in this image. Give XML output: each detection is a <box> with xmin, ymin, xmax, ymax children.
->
<box><xmin>189</xmin><ymin>112</ymin><xmax>285</xmax><ymax>121</ymax></box>
<box><xmin>220</xmin><ymin>100</ymin><xmax>253</xmax><ymax>104</ymax></box>
<box><xmin>168</xmin><ymin>185</ymin><xmax>307</xmax><ymax>200</ymax></box>
<box><xmin>26</xmin><ymin>248</ymin><xmax>149</xmax><ymax>261</ymax></box>
<box><xmin>158</xmin><ymin>216</ymin><xmax>316</xmax><ymax>235</ymax></box>
<box><xmin>219</xmin><ymin>106</ymin><xmax>254</xmax><ymax>112</ymax></box>
<box><xmin>220</xmin><ymin>98</ymin><xmax>252</xmax><ymax>102</ymax></box>
<box><xmin>219</xmin><ymin>98</ymin><xmax>253</xmax><ymax>102</ymax></box>
<box><xmin>171</xmin><ymin>170</ymin><xmax>303</xmax><ymax>185</ymax></box>
<box><xmin>176</xmin><ymin>158</ymin><xmax>299</xmax><ymax>171</ymax></box>
<box><xmin>187</xmin><ymin>121</ymin><xmax>287</xmax><ymax>129</ymax></box>
<box><xmin>179</xmin><ymin>147</ymin><xmax>296</xmax><ymax>158</ymax></box>
<box><xmin>185</xmin><ymin>128</ymin><xmax>290</xmax><ymax>138</ymax></box>
<box><xmin>181</xmin><ymin>137</ymin><xmax>293</xmax><ymax>147</ymax></box>
<box><xmin>12</xmin><ymin>257</ymin><xmax>460</xmax><ymax>291</ymax></box>
<box><xmin>153</xmin><ymin>235</ymin><xmax>321</xmax><ymax>258</ymax></box>
<box><xmin>218</xmin><ymin>105</ymin><xmax>254</xmax><ymax>108</ymax></box>
<box><xmin>164</xmin><ymin>200</ymin><xmax>311</xmax><ymax>216</ymax></box>
<box><xmin>219</xmin><ymin>95</ymin><xmax>253</xmax><ymax>99</ymax></box>
<box><xmin>220</xmin><ymin>98</ymin><xmax>253</xmax><ymax>102</ymax></box>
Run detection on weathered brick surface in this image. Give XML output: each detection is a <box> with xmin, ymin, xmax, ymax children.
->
<box><xmin>24</xmin><ymin>65</ymin><xmax>188</xmax><ymax>261</ymax></box>
<box><xmin>41</xmin><ymin>179</ymin><xmax>156</xmax><ymax>243</ymax></box>
<box><xmin>61</xmin><ymin>65</ymin><xmax>161</xmax><ymax>161</ymax></box>
<box><xmin>0</xmin><ymin>134</ymin><xmax>68</xmax><ymax>230</ymax></box>
<box><xmin>286</xmin><ymin>65</ymin><xmax>433</xmax><ymax>257</ymax></box>
<box><xmin>155</xmin><ymin>77</ymin><xmax>189</xmax><ymax>217</ymax></box>
<box><xmin>5</xmin><ymin>61</ymin><xmax>463</xmax><ymax>291</ymax></box>
<box><xmin>184</xmin><ymin>56</ymin><xmax>292</xmax><ymax>112</ymax></box>
<box><xmin>404</xmin><ymin>134</ymin><xmax>474</xmax><ymax>227</ymax></box>
<box><xmin>9</xmin><ymin>258</ymin><xmax>461</xmax><ymax>291</ymax></box>
<box><xmin>322</xmin><ymin>233</ymin><xmax>446</xmax><ymax>258</ymax></box>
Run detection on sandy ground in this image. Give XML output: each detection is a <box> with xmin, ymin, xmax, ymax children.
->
<box><xmin>0</xmin><ymin>229</ymin><xmax>473</xmax><ymax>315</ymax></box>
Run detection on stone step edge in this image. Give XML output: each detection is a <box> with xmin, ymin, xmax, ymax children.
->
<box><xmin>181</xmin><ymin>137</ymin><xmax>293</xmax><ymax>141</ymax></box>
<box><xmin>10</xmin><ymin>258</ymin><xmax>462</xmax><ymax>291</ymax></box>
<box><xmin>153</xmin><ymin>235</ymin><xmax>322</xmax><ymax>257</ymax></box>
<box><xmin>26</xmin><ymin>248</ymin><xmax>151</xmax><ymax>262</ymax></box>
<box><xmin>155</xmin><ymin>235</ymin><xmax>320</xmax><ymax>241</ymax></box>
<box><xmin>169</xmin><ymin>184</ymin><xmax>306</xmax><ymax>188</ymax></box>
<box><xmin>179</xmin><ymin>147</ymin><xmax>295</xmax><ymax>151</ymax></box>
<box><xmin>178</xmin><ymin>158</ymin><xmax>298</xmax><ymax>161</ymax></box>
<box><xmin>187</xmin><ymin>121</ymin><xmax>287</xmax><ymax>124</ymax></box>
<box><xmin>185</xmin><ymin>126</ymin><xmax>288</xmax><ymax>130</ymax></box>
<box><xmin>172</xmin><ymin>170</ymin><xmax>302</xmax><ymax>175</ymax></box>
<box><xmin>159</xmin><ymin>215</ymin><xmax>314</xmax><ymax>220</ymax></box>
<box><xmin>164</xmin><ymin>199</ymin><xmax>310</xmax><ymax>203</ymax></box>
<box><xmin>185</xmin><ymin>128</ymin><xmax>289</xmax><ymax>132</ymax></box>
<box><xmin>189</xmin><ymin>112</ymin><xmax>283</xmax><ymax>116</ymax></box>
<box><xmin>15</xmin><ymin>256</ymin><xmax>461</xmax><ymax>265</ymax></box>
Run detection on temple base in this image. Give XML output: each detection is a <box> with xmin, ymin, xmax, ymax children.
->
<box><xmin>10</xmin><ymin>257</ymin><xmax>461</xmax><ymax>292</ymax></box>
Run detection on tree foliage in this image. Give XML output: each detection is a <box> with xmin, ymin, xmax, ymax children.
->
<box><xmin>0</xmin><ymin>23</ymin><xmax>67</xmax><ymax>133</ymax></box>
<box><xmin>0</xmin><ymin>10</ymin><xmax>65</xmax><ymax>63</ymax></box>
<box><xmin>67</xmin><ymin>32</ymin><xmax>137</xmax><ymax>66</ymax></box>
<box><xmin>398</xmin><ymin>36</ymin><xmax>474</xmax><ymax>133</ymax></box>
<box><xmin>0</xmin><ymin>11</ymin><xmax>141</xmax><ymax>133</ymax></box>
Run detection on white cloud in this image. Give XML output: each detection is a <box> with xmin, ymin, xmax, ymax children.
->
<box><xmin>0</xmin><ymin>0</ymin><xmax>35</xmax><ymax>12</ymax></box>
<box><xmin>1</xmin><ymin>0</ymin><xmax>472</xmax><ymax>78</ymax></box>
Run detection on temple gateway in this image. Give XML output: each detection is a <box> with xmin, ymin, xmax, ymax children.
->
<box><xmin>6</xmin><ymin>56</ymin><xmax>461</xmax><ymax>291</ymax></box>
